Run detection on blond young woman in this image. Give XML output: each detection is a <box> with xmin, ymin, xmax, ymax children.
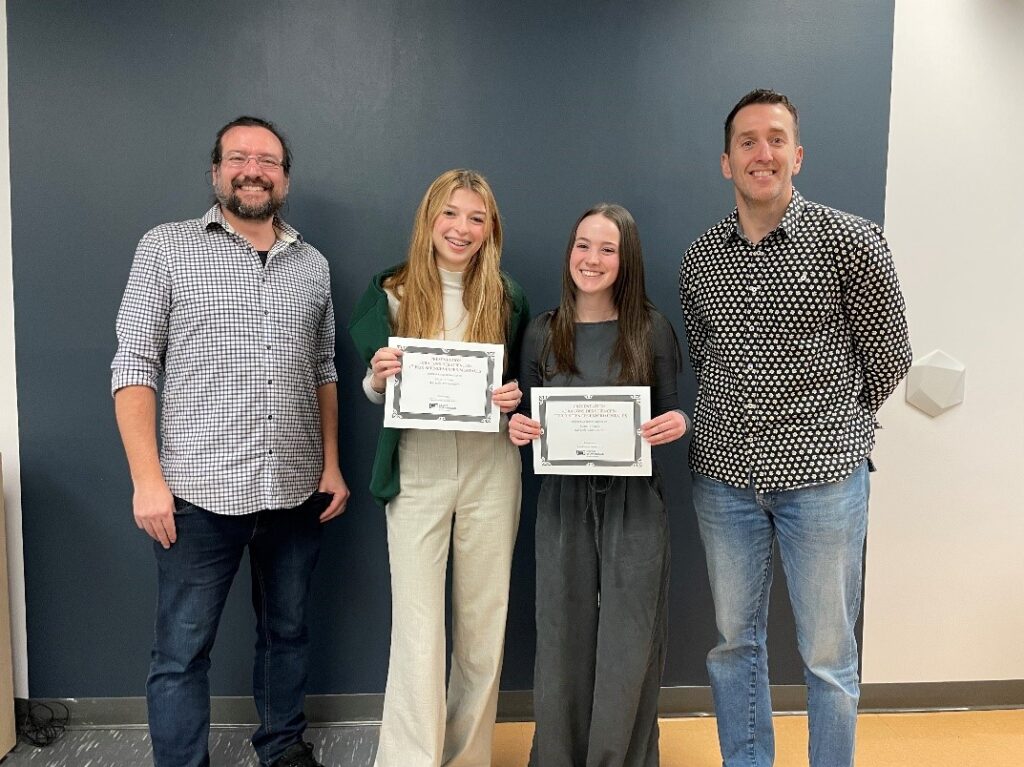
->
<box><xmin>349</xmin><ymin>169</ymin><xmax>530</xmax><ymax>767</ymax></box>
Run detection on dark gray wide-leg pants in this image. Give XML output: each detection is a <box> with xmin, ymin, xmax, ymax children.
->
<box><xmin>530</xmin><ymin>473</ymin><xmax>671</xmax><ymax>767</ymax></box>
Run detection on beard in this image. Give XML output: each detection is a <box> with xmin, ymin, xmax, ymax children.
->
<box><xmin>216</xmin><ymin>176</ymin><xmax>285</xmax><ymax>221</ymax></box>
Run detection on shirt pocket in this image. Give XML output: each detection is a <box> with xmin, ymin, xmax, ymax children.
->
<box><xmin>275</xmin><ymin>278</ymin><xmax>330</xmax><ymax>350</ymax></box>
<box><xmin>764</xmin><ymin>261</ymin><xmax>842</xmax><ymax>336</ymax></box>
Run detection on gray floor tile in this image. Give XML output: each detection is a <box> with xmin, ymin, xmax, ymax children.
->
<box><xmin>1</xmin><ymin>726</ymin><xmax>378</xmax><ymax>766</ymax></box>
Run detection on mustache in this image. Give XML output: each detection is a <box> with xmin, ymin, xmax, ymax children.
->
<box><xmin>231</xmin><ymin>176</ymin><xmax>273</xmax><ymax>191</ymax></box>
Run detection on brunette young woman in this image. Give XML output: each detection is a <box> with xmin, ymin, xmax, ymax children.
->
<box><xmin>509</xmin><ymin>203</ymin><xmax>688</xmax><ymax>767</ymax></box>
<box><xmin>349</xmin><ymin>169</ymin><xmax>529</xmax><ymax>767</ymax></box>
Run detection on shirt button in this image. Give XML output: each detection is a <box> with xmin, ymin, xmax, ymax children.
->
<box><xmin>268</xmin><ymin>449</ymin><xmax>274</xmax><ymax>455</ymax></box>
<box><xmin>265</xmin><ymin>344</ymin><xmax>271</xmax><ymax>350</ymax></box>
<box><xmin>264</xmin><ymin>310</ymin><xmax>269</xmax><ymax>316</ymax></box>
<box><xmin>267</xmin><ymin>379</ymin><xmax>273</xmax><ymax>385</ymax></box>
<box><xmin>267</xmin><ymin>414</ymin><xmax>273</xmax><ymax>421</ymax></box>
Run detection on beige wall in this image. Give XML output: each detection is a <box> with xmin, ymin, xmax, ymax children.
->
<box><xmin>863</xmin><ymin>0</ymin><xmax>1024</xmax><ymax>683</ymax></box>
<box><xmin>0</xmin><ymin>0</ymin><xmax>27</xmax><ymax>699</ymax></box>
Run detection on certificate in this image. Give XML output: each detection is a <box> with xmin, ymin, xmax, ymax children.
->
<box><xmin>384</xmin><ymin>336</ymin><xmax>504</xmax><ymax>432</ymax></box>
<box><xmin>532</xmin><ymin>386</ymin><xmax>651</xmax><ymax>476</ymax></box>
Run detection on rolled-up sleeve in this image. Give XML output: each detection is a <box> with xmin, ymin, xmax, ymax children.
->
<box><xmin>111</xmin><ymin>229</ymin><xmax>171</xmax><ymax>395</ymax></box>
<box><xmin>314</xmin><ymin>286</ymin><xmax>338</xmax><ymax>387</ymax></box>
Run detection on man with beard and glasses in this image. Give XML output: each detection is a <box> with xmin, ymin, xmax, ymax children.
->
<box><xmin>112</xmin><ymin>116</ymin><xmax>348</xmax><ymax>767</ymax></box>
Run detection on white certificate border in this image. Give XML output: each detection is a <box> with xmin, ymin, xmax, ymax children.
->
<box><xmin>532</xmin><ymin>386</ymin><xmax>652</xmax><ymax>476</ymax></box>
<box><xmin>385</xmin><ymin>337</ymin><xmax>503</xmax><ymax>431</ymax></box>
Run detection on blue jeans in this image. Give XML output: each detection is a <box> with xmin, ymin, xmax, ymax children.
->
<box><xmin>147</xmin><ymin>493</ymin><xmax>327</xmax><ymax>767</ymax></box>
<box><xmin>692</xmin><ymin>462</ymin><xmax>869</xmax><ymax>767</ymax></box>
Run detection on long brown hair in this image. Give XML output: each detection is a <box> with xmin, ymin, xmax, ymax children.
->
<box><xmin>546</xmin><ymin>203</ymin><xmax>654</xmax><ymax>385</ymax></box>
<box><xmin>385</xmin><ymin>169</ymin><xmax>509</xmax><ymax>344</ymax></box>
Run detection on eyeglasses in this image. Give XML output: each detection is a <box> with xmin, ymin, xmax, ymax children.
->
<box><xmin>222</xmin><ymin>153</ymin><xmax>285</xmax><ymax>171</ymax></box>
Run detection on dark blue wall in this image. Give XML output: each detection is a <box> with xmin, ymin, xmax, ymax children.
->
<box><xmin>7</xmin><ymin>0</ymin><xmax>895</xmax><ymax>697</ymax></box>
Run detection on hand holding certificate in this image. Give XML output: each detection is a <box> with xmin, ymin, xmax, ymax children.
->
<box><xmin>530</xmin><ymin>386</ymin><xmax>652</xmax><ymax>476</ymax></box>
<box><xmin>384</xmin><ymin>336</ymin><xmax>505</xmax><ymax>432</ymax></box>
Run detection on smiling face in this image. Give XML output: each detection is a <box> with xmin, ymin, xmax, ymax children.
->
<box><xmin>721</xmin><ymin>102</ymin><xmax>803</xmax><ymax>212</ymax></box>
<box><xmin>569</xmin><ymin>213</ymin><xmax>621</xmax><ymax>307</ymax></box>
<box><xmin>430</xmin><ymin>187</ymin><xmax>487</xmax><ymax>272</ymax></box>
<box><xmin>211</xmin><ymin>125</ymin><xmax>289</xmax><ymax>221</ymax></box>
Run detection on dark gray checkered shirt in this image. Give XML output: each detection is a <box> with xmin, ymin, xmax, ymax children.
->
<box><xmin>112</xmin><ymin>205</ymin><xmax>337</xmax><ymax>515</ymax></box>
<box><xmin>680</xmin><ymin>190</ymin><xmax>912</xmax><ymax>492</ymax></box>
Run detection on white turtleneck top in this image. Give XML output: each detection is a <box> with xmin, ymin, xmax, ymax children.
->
<box><xmin>362</xmin><ymin>267</ymin><xmax>468</xmax><ymax>404</ymax></box>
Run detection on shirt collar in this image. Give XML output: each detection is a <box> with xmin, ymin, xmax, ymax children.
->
<box><xmin>201</xmin><ymin>204</ymin><xmax>301</xmax><ymax>245</ymax></box>
<box><xmin>723</xmin><ymin>188</ymin><xmax>807</xmax><ymax>244</ymax></box>
<box><xmin>776</xmin><ymin>188</ymin><xmax>807</xmax><ymax>239</ymax></box>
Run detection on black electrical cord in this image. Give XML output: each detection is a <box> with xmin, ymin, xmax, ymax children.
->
<box><xmin>16</xmin><ymin>700</ymin><xmax>69</xmax><ymax>747</ymax></box>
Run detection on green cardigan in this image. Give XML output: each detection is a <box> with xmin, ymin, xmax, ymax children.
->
<box><xmin>347</xmin><ymin>265</ymin><xmax>530</xmax><ymax>507</ymax></box>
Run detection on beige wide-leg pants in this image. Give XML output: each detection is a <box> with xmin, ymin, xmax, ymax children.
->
<box><xmin>374</xmin><ymin>427</ymin><xmax>522</xmax><ymax>767</ymax></box>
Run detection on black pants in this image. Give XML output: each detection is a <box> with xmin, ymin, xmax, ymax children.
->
<box><xmin>530</xmin><ymin>473</ymin><xmax>670</xmax><ymax>767</ymax></box>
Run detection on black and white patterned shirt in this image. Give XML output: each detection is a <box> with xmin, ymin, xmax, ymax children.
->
<box><xmin>111</xmin><ymin>205</ymin><xmax>337</xmax><ymax>515</ymax></box>
<box><xmin>679</xmin><ymin>190</ymin><xmax>911</xmax><ymax>491</ymax></box>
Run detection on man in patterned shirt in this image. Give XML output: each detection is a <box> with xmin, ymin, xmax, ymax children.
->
<box><xmin>112</xmin><ymin>116</ymin><xmax>348</xmax><ymax>767</ymax></box>
<box><xmin>679</xmin><ymin>90</ymin><xmax>911</xmax><ymax>767</ymax></box>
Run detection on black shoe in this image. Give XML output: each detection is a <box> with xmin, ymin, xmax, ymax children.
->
<box><xmin>269</xmin><ymin>741</ymin><xmax>324</xmax><ymax>767</ymax></box>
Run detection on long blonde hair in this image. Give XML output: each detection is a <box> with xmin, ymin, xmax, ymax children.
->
<box><xmin>385</xmin><ymin>169</ymin><xmax>509</xmax><ymax>344</ymax></box>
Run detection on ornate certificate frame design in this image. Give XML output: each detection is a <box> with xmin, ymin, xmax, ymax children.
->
<box><xmin>532</xmin><ymin>386</ymin><xmax>652</xmax><ymax>476</ymax></box>
<box><xmin>384</xmin><ymin>336</ymin><xmax>504</xmax><ymax>432</ymax></box>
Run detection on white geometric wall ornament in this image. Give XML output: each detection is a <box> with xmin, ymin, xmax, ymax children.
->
<box><xmin>905</xmin><ymin>349</ymin><xmax>966</xmax><ymax>417</ymax></box>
